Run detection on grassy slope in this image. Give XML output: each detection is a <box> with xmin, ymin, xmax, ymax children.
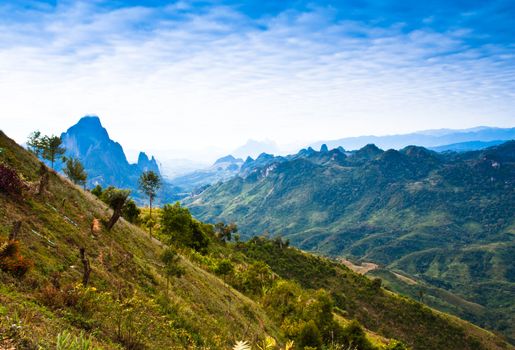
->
<box><xmin>0</xmin><ymin>131</ymin><xmax>279</xmax><ymax>349</ymax></box>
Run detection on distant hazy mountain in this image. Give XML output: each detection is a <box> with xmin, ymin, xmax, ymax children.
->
<box><xmin>311</xmin><ymin>126</ymin><xmax>515</xmax><ymax>151</ymax></box>
<box><xmin>169</xmin><ymin>154</ymin><xmax>243</xmax><ymax>193</ymax></box>
<box><xmin>232</xmin><ymin>139</ymin><xmax>280</xmax><ymax>159</ymax></box>
<box><xmin>185</xmin><ymin>141</ymin><xmax>515</xmax><ymax>340</ymax></box>
<box><xmin>58</xmin><ymin>116</ymin><xmax>179</xmax><ymax>203</ymax></box>
<box><xmin>429</xmin><ymin>140</ymin><xmax>507</xmax><ymax>152</ymax></box>
<box><xmin>159</xmin><ymin>158</ymin><xmax>209</xmax><ymax>179</ymax></box>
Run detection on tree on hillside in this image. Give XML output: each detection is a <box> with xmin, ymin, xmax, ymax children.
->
<box><xmin>91</xmin><ymin>184</ymin><xmax>103</xmax><ymax>197</ymax></box>
<box><xmin>160</xmin><ymin>202</ymin><xmax>210</xmax><ymax>252</ymax></box>
<box><xmin>215</xmin><ymin>222</ymin><xmax>238</xmax><ymax>243</ymax></box>
<box><xmin>138</xmin><ymin>170</ymin><xmax>161</xmax><ymax>238</ymax></box>
<box><xmin>63</xmin><ymin>157</ymin><xmax>87</xmax><ymax>189</ymax></box>
<box><xmin>160</xmin><ymin>247</ymin><xmax>185</xmax><ymax>297</ymax></box>
<box><xmin>27</xmin><ymin>131</ymin><xmax>44</xmax><ymax>156</ymax></box>
<box><xmin>41</xmin><ymin>135</ymin><xmax>65</xmax><ymax>169</ymax></box>
<box><xmin>102</xmin><ymin>187</ymin><xmax>131</xmax><ymax>230</ymax></box>
<box><xmin>215</xmin><ymin>259</ymin><xmax>234</xmax><ymax>284</ymax></box>
<box><xmin>122</xmin><ymin>199</ymin><xmax>141</xmax><ymax>224</ymax></box>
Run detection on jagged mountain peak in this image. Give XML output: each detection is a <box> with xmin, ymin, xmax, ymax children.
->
<box><xmin>353</xmin><ymin>143</ymin><xmax>384</xmax><ymax>159</ymax></box>
<box><xmin>138</xmin><ymin>151</ymin><xmax>150</xmax><ymax>163</ymax></box>
<box><xmin>256</xmin><ymin>152</ymin><xmax>274</xmax><ymax>161</ymax></box>
<box><xmin>76</xmin><ymin>115</ymin><xmax>102</xmax><ymax>126</ymax></box>
<box><xmin>58</xmin><ymin>116</ymin><xmax>163</xmax><ymax>201</ymax></box>
<box><xmin>214</xmin><ymin>154</ymin><xmax>242</xmax><ymax>165</ymax></box>
<box><xmin>65</xmin><ymin>115</ymin><xmax>108</xmax><ymax>138</ymax></box>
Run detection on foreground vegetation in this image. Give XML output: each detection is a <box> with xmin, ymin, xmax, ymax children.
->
<box><xmin>0</xmin><ymin>130</ymin><xmax>511</xmax><ymax>349</ymax></box>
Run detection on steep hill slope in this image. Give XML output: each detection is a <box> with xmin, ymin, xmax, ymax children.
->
<box><xmin>185</xmin><ymin>142</ymin><xmax>515</xmax><ymax>341</ymax></box>
<box><xmin>0</xmin><ymin>131</ymin><xmax>278</xmax><ymax>349</ymax></box>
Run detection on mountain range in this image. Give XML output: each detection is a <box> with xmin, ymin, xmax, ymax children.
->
<box><xmin>0</xmin><ymin>129</ymin><xmax>511</xmax><ymax>349</ymax></box>
<box><xmin>166</xmin><ymin>126</ymin><xmax>515</xmax><ymax>194</ymax></box>
<box><xmin>309</xmin><ymin>126</ymin><xmax>515</xmax><ymax>151</ymax></box>
<box><xmin>184</xmin><ymin>140</ymin><xmax>515</xmax><ymax>341</ymax></box>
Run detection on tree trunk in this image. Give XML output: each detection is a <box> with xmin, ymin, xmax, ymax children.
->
<box><xmin>149</xmin><ymin>197</ymin><xmax>153</xmax><ymax>238</ymax></box>
<box><xmin>80</xmin><ymin>247</ymin><xmax>91</xmax><ymax>286</ymax></box>
<box><xmin>107</xmin><ymin>209</ymin><xmax>122</xmax><ymax>231</ymax></box>
<box><xmin>9</xmin><ymin>221</ymin><xmax>22</xmax><ymax>240</ymax></box>
<box><xmin>37</xmin><ymin>164</ymin><xmax>49</xmax><ymax>195</ymax></box>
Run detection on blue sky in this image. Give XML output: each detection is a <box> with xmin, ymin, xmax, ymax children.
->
<box><xmin>0</xmin><ymin>0</ymin><xmax>514</xmax><ymax>161</ymax></box>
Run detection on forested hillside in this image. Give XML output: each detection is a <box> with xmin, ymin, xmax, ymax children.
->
<box><xmin>185</xmin><ymin>141</ymin><xmax>515</xmax><ymax>341</ymax></box>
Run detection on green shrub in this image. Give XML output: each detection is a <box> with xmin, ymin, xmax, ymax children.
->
<box><xmin>297</xmin><ymin>320</ymin><xmax>323</xmax><ymax>349</ymax></box>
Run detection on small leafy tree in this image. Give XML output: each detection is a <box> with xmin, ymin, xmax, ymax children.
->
<box><xmin>215</xmin><ymin>222</ymin><xmax>238</xmax><ymax>243</ymax></box>
<box><xmin>138</xmin><ymin>171</ymin><xmax>161</xmax><ymax>237</ymax></box>
<box><xmin>160</xmin><ymin>247</ymin><xmax>185</xmax><ymax>297</ymax></box>
<box><xmin>91</xmin><ymin>184</ymin><xmax>103</xmax><ymax>197</ymax></box>
<box><xmin>102</xmin><ymin>187</ymin><xmax>131</xmax><ymax>230</ymax></box>
<box><xmin>27</xmin><ymin>130</ymin><xmax>44</xmax><ymax>156</ymax></box>
<box><xmin>122</xmin><ymin>199</ymin><xmax>141</xmax><ymax>223</ymax></box>
<box><xmin>240</xmin><ymin>261</ymin><xmax>274</xmax><ymax>296</ymax></box>
<box><xmin>160</xmin><ymin>202</ymin><xmax>210</xmax><ymax>252</ymax></box>
<box><xmin>160</xmin><ymin>202</ymin><xmax>192</xmax><ymax>238</ymax></box>
<box><xmin>215</xmin><ymin>258</ymin><xmax>234</xmax><ymax>284</ymax></box>
<box><xmin>41</xmin><ymin>135</ymin><xmax>65</xmax><ymax>169</ymax></box>
<box><xmin>63</xmin><ymin>157</ymin><xmax>87</xmax><ymax>188</ymax></box>
<box><xmin>189</xmin><ymin>221</ymin><xmax>210</xmax><ymax>253</ymax></box>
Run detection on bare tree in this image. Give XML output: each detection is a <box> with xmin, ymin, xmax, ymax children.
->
<box><xmin>80</xmin><ymin>247</ymin><xmax>91</xmax><ymax>286</ymax></box>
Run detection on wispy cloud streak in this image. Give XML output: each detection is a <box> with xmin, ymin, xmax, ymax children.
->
<box><xmin>0</xmin><ymin>1</ymin><xmax>513</xmax><ymax>160</ymax></box>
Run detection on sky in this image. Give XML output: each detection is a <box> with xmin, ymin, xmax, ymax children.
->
<box><xmin>0</xmin><ymin>0</ymin><xmax>514</xmax><ymax>162</ymax></box>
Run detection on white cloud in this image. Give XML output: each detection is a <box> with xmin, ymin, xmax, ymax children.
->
<box><xmin>0</xmin><ymin>1</ymin><xmax>513</xmax><ymax>162</ymax></box>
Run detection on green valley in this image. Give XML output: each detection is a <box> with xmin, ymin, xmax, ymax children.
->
<box><xmin>185</xmin><ymin>142</ymin><xmax>515</xmax><ymax>342</ymax></box>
